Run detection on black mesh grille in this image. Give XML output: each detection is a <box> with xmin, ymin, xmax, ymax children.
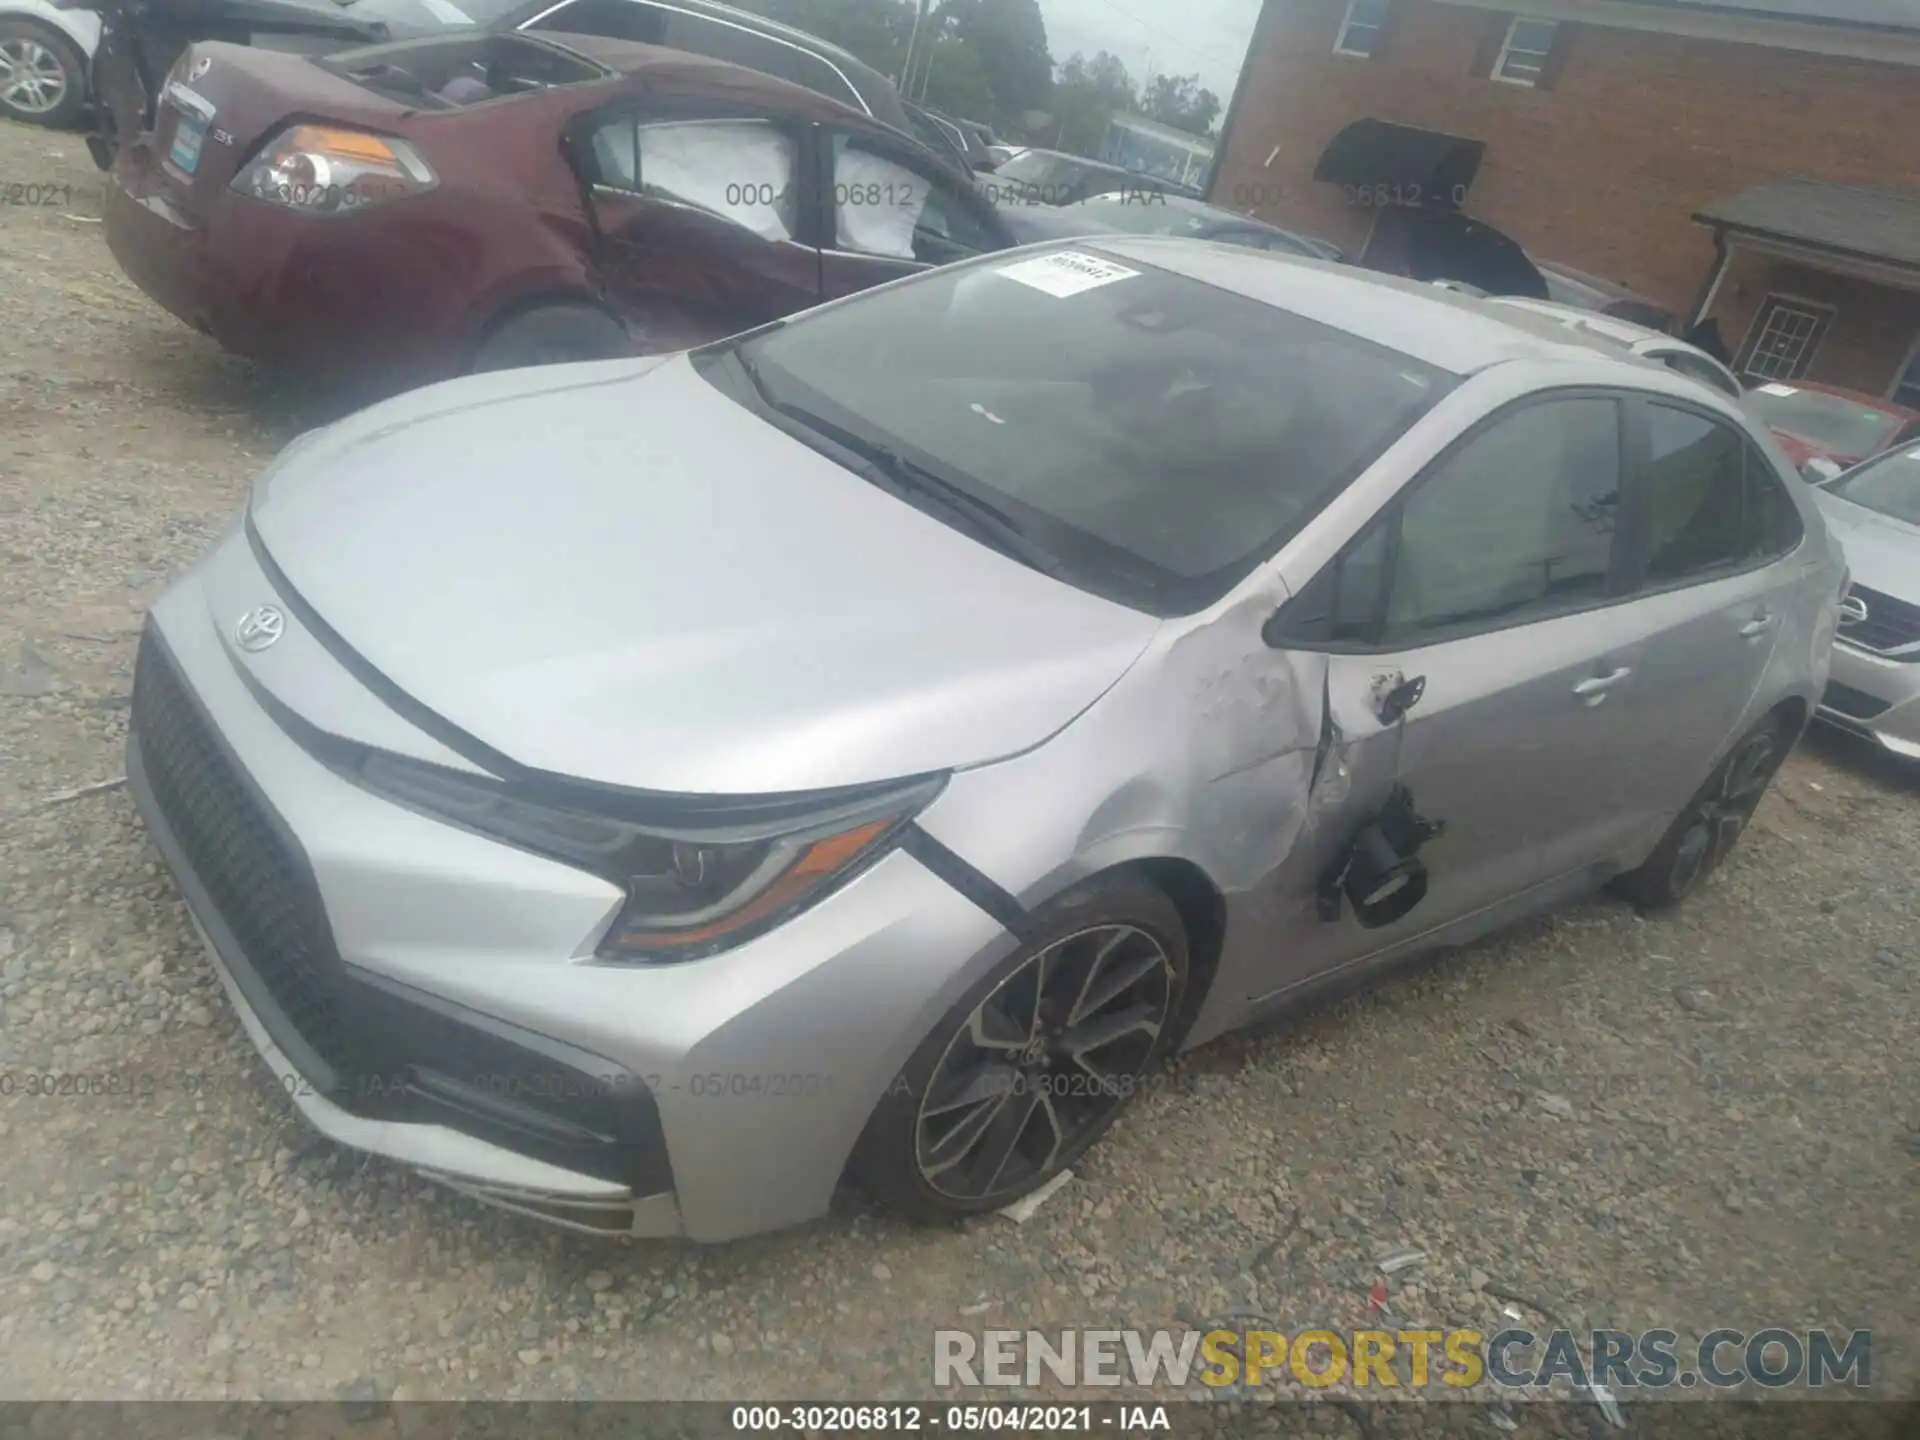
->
<box><xmin>130</xmin><ymin>626</ymin><xmax>673</xmax><ymax>1193</ymax></box>
<box><xmin>1838</xmin><ymin>585</ymin><xmax>1920</xmax><ymax>657</ymax></box>
<box><xmin>132</xmin><ymin>632</ymin><xmax>359</xmax><ymax>1076</ymax></box>
<box><xmin>1821</xmin><ymin>680</ymin><xmax>1891</xmax><ymax>722</ymax></box>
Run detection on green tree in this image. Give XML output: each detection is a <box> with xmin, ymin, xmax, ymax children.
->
<box><xmin>915</xmin><ymin>33</ymin><xmax>999</xmax><ymax>121</ymax></box>
<box><xmin>933</xmin><ymin>0</ymin><xmax>1052</xmax><ymax>124</ymax></box>
<box><xmin>1141</xmin><ymin>72</ymin><xmax>1220</xmax><ymax>137</ymax></box>
<box><xmin>1047</xmin><ymin>49</ymin><xmax>1137</xmax><ymax>155</ymax></box>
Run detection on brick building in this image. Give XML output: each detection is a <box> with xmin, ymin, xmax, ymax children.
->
<box><xmin>1207</xmin><ymin>0</ymin><xmax>1920</xmax><ymax>402</ymax></box>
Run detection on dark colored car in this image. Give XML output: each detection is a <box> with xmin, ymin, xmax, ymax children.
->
<box><xmin>995</xmin><ymin>192</ymin><xmax>1343</xmax><ymax>260</ymax></box>
<box><xmin>905</xmin><ymin>100</ymin><xmax>995</xmax><ymax>172</ymax></box>
<box><xmin>977</xmin><ymin>146</ymin><xmax>1196</xmax><ymax>208</ymax></box>
<box><xmin>1741</xmin><ymin>379</ymin><xmax>1920</xmax><ymax>474</ymax></box>
<box><xmin>88</xmin><ymin>0</ymin><xmax>914</xmax><ymax>167</ymax></box>
<box><xmin>102</xmin><ymin>32</ymin><xmax>1017</xmax><ymax>382</ymax></box>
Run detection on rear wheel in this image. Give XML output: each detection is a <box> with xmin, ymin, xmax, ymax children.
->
<box><xmin>468</xmin><ymin>303</ymin><xmax>631</xmax><ymax>374</ymax></box>
<box><xmin>0</xmin><ymin>23</ymin><xmax>88</xmax><ymax>128</ymax></box>
<box><xmin>1615</xmin><ymin>715</ymin><xmax>1788</xmax><ymax>910</ymax></box>
<box><xmin>855</xmin><ymin>872</ymin><xmax>1189</xmax><ymax>1223</ymax></box>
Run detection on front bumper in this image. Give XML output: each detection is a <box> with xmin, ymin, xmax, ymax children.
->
<box><xmin>129</xmin><ymin>553</ymin><xmax>1013</xmax><ymax>1240</ymax></box>
<box><xmin>1816</xmin><ymin>639</ymin><xmax>1920</xmax><ymax>760</ymax></box>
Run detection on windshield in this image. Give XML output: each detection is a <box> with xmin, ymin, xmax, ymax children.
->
<box><xmin>705</xmin><ymin>247</ymin><xmax>1452</xmax><ymax>614</ymax></box>
<box><xmin>1743</xmin><ymin>384</ymin><xmax>1904</xmax><ymax>457</ymax></box>
<box><xmin>1828</xmin><ymin>444</ymin><xmax>1920</xmax><ymax>526</ymax></box>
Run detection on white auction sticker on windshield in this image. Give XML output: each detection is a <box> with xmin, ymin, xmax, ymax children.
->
<box><xmin>994</xmin><ymin>251</ymin><xmax>1141</xmax><ymax>297</ymax></box>
<box><xmin>1756</xmin><ymin>383</ymin><xmax>1799</xmax><ymax>396</ymax></box>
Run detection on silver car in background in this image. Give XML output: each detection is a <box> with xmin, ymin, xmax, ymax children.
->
<box><xmin>126</xmin><ymin>240</ymin><xmax>1844</xmax><ymax>1242</ymax></box>
<box><xmin>1809</xmin><ymin>442</ymin><xmax>1920</xmax><ymax>759</ymax></box>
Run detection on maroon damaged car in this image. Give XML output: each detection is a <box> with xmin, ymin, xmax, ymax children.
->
<box><xmin>103</xmin><ymin>32</ymin><xmax>1018</xmax><ymax>380</ymax></box>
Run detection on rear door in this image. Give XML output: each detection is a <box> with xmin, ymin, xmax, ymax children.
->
<box><xmin>816</xmin><ymin>128</ymin><xmax>1010</xmax><ymax>299</ymax></box>
<box><xmin>1606</xmin><ymin>395</ymin><xmax>1811</xmax><ymax>809</ymax></box>
<box><xmin>569</xmin><ymin>100</ymin><xmax>822</xmax><ymax>350</ymax></box>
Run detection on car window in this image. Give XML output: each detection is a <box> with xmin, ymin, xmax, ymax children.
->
<box><xmin>1744</xmin><ymin>445</ymin><xmax>1804</xmax><ymax>560</ymax></box>
<box><xmin>590</xmin><ymin>116</ymin><xmax>799</xmax><ymax>242</ymax></box>
<box><xmin>1383</xmin><ymin>398</ymin><xmax>1622</xmax><ymax>644</ymax></box>
<box><xmin>831</xmin><ymin>135</ymin><xmax>999</xmax><ymax>264</ymax></box>
<box><xmin>1642</xmin><ymin>404</ymin><xmax>1746</xmax><ymax>586</ymax></box>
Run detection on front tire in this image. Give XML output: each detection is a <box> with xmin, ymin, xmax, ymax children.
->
<box><xmin>468</xmin><ymin>303</ymin><xmax>631</xmax><ymax>373</ymax></box>
<box><xmin>1615</xmin><ymin>715</ymin><xmax>1789</xmax><ymax>910</ymax></box>
<box><xmin>0</xmin><ymin>23</ymin><xmax>88</xmax><ymax>129</ymax></box>
<box><xmin>855</xmin><ymin>871</ymin><xmax>1189</xmax><ymax>1223</ymax></box>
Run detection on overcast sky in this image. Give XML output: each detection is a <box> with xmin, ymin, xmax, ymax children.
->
<box><xmin>1036</xmin><ymin>0</ymin><xmax>1264</xmax><ymax>116</ymax></box>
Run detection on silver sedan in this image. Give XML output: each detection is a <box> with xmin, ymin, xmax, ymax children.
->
<box><xmin>1809</xmin><ymin>441</ymin><xmax>1920</xmax><ymax>759</ymax></box>
<box><xmin>126</xmin><ymin>240</ymin><xmax>1845</xmax><ymax>1241</ymax></box>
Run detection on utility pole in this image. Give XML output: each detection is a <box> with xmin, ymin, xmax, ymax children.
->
<box><xmin>898</xmin><ymin>0</ymin><xmax>929</xmax><ymax>90</ymax></box>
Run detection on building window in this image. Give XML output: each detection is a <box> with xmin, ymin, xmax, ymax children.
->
<box><xmin>1893</xmin><ymin>337</ymin><xmax>1920</xmax><ymax>409</ymax></box>
<box><xmin>1736</xmin><ymin>296</ymin><xmax>1835</xmax><ymax>382</ymax></box>
<box><xmin>1492</xmin><ymin>16</ymin><xmax>1559</xmax><ymax>85</ymax></box>
<box><xmin>1335</xmin><ymin>0</ymin><xmax>1390</xmax><ymax>57</ymax></box>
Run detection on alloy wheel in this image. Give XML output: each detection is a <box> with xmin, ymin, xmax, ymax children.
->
<box><xmin>914</xmin><ymin>923</ymin><xmax>1174</xmax><ymax>1203</ymax></box>
<box><xmin>1668</xmin><ymin>730</ymin><xmax>1779</xmax><ymax>898</ymax></box>
<box><xmin>0</xmin><ymin>38</ymin><xmax>68</xmax><ymax>116</ymax></box>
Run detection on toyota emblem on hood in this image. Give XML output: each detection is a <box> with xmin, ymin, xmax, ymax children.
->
<box><xmin>235</xmin><ymin>605</ymin><xmax>285</xmax><ymax>652</ymax></box>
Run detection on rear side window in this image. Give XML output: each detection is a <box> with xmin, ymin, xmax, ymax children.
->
<box><xmin>590</xmin><ymin>116</ymin><xmax>799</xmax><ymax>241</ymax></box>
<box><xmin>1641</xmin><ymin>404</ymin><xmax>1745</xmax><ymax>584</ymax></box>
<box><xmin>1743</xmin><ymin>445</ymin><xmax>1804</xmax><ymax>560</ymax></box>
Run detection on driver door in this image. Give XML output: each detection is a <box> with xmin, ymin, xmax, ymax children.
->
<box><xmin>569</xmin><ymin>105</ymin><xmax>823</xmax><ymax>352</ymax></box>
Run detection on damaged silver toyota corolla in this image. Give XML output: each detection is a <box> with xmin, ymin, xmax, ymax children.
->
<box><xmin>127</xmin><ymin>240</ymin><xmax>1845</xmax><ymax>1241</ymax></box>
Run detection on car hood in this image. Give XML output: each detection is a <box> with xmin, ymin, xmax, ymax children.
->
<box><xmin>246</xmin><ymin>355</ymin><xmax>1161</xmax><ymax>795</ymax></box>
<box><xmin>1812</xmin><ymin>488</ymin><xmax>1920</xmax><ymax>602</ymax></box>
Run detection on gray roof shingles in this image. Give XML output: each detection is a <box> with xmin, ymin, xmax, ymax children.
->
<box><xmin>1694</xmin><ymin>178</ymin><xmax>1920</xmax><ymax>270</ymax></box>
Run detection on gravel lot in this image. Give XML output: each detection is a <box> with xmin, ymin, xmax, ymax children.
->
<box><xmin>2</xmin><ymin>116</ymin><xmax>1918</xmax><ymax>1416</ymax></box>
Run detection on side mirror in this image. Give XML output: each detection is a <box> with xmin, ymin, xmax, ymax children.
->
<box><xmin>970</xmin><ymin>155</ymin><xmax>999</xmax><ymax>173</ymax></box>
<box><xmin>1799</xmin><ymin>456</ymin><xmax>1844</xmax><ymax>485</ymax></box>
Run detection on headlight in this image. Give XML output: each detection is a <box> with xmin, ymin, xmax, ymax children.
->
<box><xmin>352</xmin><ymin>752</ymin><xmax>944</xmax><ymax>963</ymax></box>
<box><xmin>232</xmin><ymin>125</ymin><xmax>436</xmax><ymax>215</ymax></box>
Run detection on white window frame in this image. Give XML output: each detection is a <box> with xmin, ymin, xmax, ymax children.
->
<box><xmin>1492</xmin><ymin>15</ymin><xmax>1559</xmax><ymax>86</ymax></box>
<box><xmin>1334</xmin><ymin>0</ymin><xmax>1389</xmax><ymax>57</ymax></box>
<box><xmin>1891</xmin><ymin>334</ymin><xmax>1920</xmax><ymax>409</ymax></box>
<box><xmin>1736</xmin><ymin>293</ymin><xmax>1836</xmax><ymax>382</ymax></box>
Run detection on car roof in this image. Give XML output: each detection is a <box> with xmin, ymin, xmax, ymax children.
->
<box><xmin>1082</xmin><ymin>237</ymin><xmax>1679</xmax><ymax>377</ymax></box>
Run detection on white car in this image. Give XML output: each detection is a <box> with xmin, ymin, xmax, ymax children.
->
<box><xmin>0</xmin><ymin>0</ymin><xmax>97</xmax><ymax>126</ymax></box>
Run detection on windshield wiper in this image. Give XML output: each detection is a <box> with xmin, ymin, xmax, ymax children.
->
<box><xmin>731</xmin><ymin>351</ymin><xmax>1074</xmax><ymax>583</ymax></box>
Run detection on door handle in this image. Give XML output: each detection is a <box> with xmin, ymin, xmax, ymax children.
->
<box><xmin>1572</xmin><ymin>666</ymin><xmax>1632</xmax><ymax>704</ymax></box>
<box><xmin>1739</xmin><ymin>613</ymin><xmax>1778</xmax><ymax>639</ymax></box>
